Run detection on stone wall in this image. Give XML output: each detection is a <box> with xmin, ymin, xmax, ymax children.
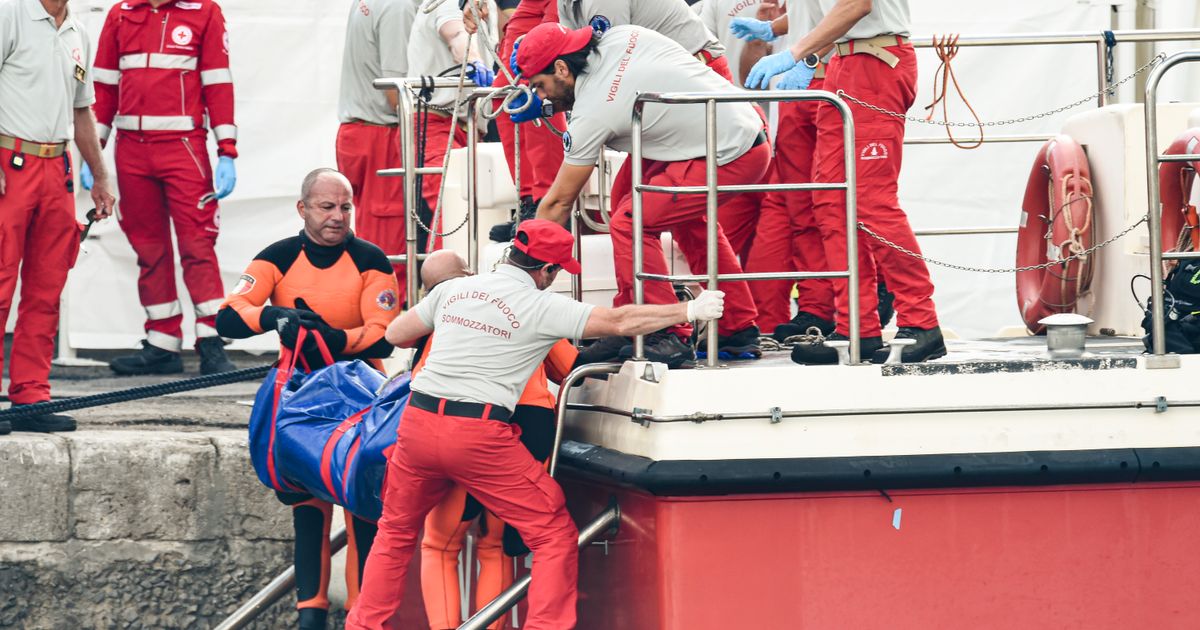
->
<box><xmin>0</xmin><ymin>430</ymin><xmax>321</xmax><ymax>629</ymax></box>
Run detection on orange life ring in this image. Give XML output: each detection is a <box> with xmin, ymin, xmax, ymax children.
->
<box><xmin>1159</xmin><ymin>128</ymin><xmax>1200</xmax><ymax>256</ymax></box>
<box><xmin>1016</xmin><ymin>135</ymin><xmax>1095</xmax><ymax>334</ymax></box>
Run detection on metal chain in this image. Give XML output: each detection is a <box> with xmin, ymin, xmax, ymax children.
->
<box><xmin>837</xmin><ymin>53</ymin><xmax>1165</xmax><ymax>128</ymax></box>
<box><xmin>858</xmin><ymin>214</ymin><xmax>1148</xmax><ymax>274</ymax></box>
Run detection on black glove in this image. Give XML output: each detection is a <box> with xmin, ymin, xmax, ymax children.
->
<box><xmin>293</xmin><ymin>298</ymin><xmax>347</xmax><ymax>353</ymax></box>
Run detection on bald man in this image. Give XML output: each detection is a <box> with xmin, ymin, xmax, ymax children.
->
<box><xmin>216</xmin><ymin>167</ymin><xmax>401</xmax><ymax>627</ymax></box>
<box><xmin>407</xmin><ymin>248</ymin><xmax>579</xmax><ymax>630</ymax></box>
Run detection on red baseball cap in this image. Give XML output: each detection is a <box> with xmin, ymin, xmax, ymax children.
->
<box><xmin>516</xmin><ymin>23</ymin><xmax>594</xmax><ymax>77</ymax></box>
<box><xmin>514</xmin><ymin>219</ymin><xmax>582</xmax><ymax>274</ymax></box>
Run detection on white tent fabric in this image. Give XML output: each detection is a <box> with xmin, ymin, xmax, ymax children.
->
<box><xmin>9</xmin><ymin>0</ymin><xmax>1200</xmax><ymax>351</ymax></box>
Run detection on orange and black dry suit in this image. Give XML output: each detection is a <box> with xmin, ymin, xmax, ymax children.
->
<box><xmin>411</xmin><ymin>336</ymin><xmax>578</xmax><ymax>630</ymax></box>
<box><xmin>216</xmin><ymin>230</ymin><xmax>400</xmax><ymax>619</ymax></box>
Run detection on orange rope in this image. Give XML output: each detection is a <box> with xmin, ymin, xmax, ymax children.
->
<box><xmin>923</xmin><ymin>34</ymin><xmax>984</xmax><ymax>149</ymax></box>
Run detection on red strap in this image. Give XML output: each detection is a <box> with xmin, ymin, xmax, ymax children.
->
<box><xmin>341</xmin><ymin>437</ymin><xmax>362</xmax><ymax>505</ymax></box>
<box><xmin>319</xmin><ymin>407</ymin><xmax>370</xmax><ymax>502</ymax></box>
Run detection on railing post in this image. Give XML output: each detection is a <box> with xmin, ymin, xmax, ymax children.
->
<box><xmin>399</xmin><ymin>86</ymin><xmax>421</xmax><ymax>306</ymax></box>
<box><xmin>571</xmin><ymin>199</ymin><xmax>583</xmax><ymax>303</ymax></box>
<box><xmin>631</xmin><ymin>101</ymin><xmax>646</xmax><ymax>361</ymax></box>
<box><xmin>1142</xmin><ymin>50</ymin><xmax>1200</xmax><ymax>368</ymax></box>
<box><xmin>703</xmin><ymin>97</ymin><xmax>720</xmax><ymax>368</ymax></box>
<box><xmin>1095</xmin><ymin>36</ymin><xmax>1109</xmax><ymax>107</ymax></box>
<box><xmin>834</xmin><ymin>95</ymin><xmax>861</xmax><ymax>363</ymax></box>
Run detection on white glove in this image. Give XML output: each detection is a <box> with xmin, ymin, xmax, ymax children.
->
<box><xmin>686</xmin><ymin>290</ymin><xmax>725</xmax><ymax>322</ymax></box>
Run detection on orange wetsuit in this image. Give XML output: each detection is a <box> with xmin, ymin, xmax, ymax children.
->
<box><xmin>216</xmin><ymin>230</ymin><xmax>401</xmax><ymax>619</ymax></box>
<box><xmin>412</xmin><ymin>336</ymin><xmax>578</xmax><ymax>630</ymax></box>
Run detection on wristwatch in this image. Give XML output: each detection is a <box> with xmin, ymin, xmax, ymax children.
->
<box><xmin>802</xmin><ymin>53</ymin><xmax>820</xmax><ymax>69</ymax></box>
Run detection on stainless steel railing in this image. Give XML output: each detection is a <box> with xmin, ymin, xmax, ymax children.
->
<box><xmin>1142</xmin><ymin>49</ymin><xmax>1200</xmax><ymax>367</ymax></box>
<box><xmin>630</xmin><ymin>90</ymin><xmax>861</xmax><ymax>367</ymax></box>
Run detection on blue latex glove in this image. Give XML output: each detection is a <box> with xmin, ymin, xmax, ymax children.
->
<box><xmin>508</xmin><ymin>90</ymin><xmax>545</xmax><ymax>124</ymax></box>
<box><xmin>468</xmin><ymin>60</ymin><xmax>495</xmax><ymax>87</ymax></box>
<box><xmin>729</xmin><ymin>17</ymin><xmax>776</xmax><ymax>42</ymax></box>
<box><xmin>80</xmin><ymin>161</ymin><xmax>94</xmax><ymax>191</ymax></box>
<box><xmin>509</xmin><ymin>39</ymin><xmax>521</xmax><ymax>77</ymax></box>
<box><xmin>776</xmin><ymin>62</ymin><xmax>816</xmax><ymax>90</ymax></box>
<box><xmin>214</xmin><ymin>156</ymin><xmax>236</xmax><ymax>199</ymax></box>
<box><xmin>744</xmin><ymin>51</ymin><xmax>799</xmax><ymax>90</ymax></box>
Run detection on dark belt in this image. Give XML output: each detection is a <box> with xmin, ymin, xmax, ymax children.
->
<box><xmin>751</xmin><ymin>130</ymin><xmax>768</xmax><ymax>148</ymax></box>
<box><xmin>410</xmin><ymin>391</ymin><xmax>512</xmax><ymax>422</ymax></box>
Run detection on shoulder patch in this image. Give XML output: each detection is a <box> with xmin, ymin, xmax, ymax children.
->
<box><xmin>589</xmin><ymin>15</ymin><xmax>610</xmax><ymax>34</ymax></box>
<box><xmin>346</xmin><ymin>236</ymin><xmax>395</xmax><ymax>275</ymax></box>
<box><xmin>232</xmin><ymin>274</ymin><xmax>256</xmax><ymax>295</ymax></box>
<box><xmin>376</xmin><ymin>289</ymin><xmax>398</xmax><ymax>311</ymax></box>
<box><xmin>562</xmin><ymin>131</ymin><xmax>572</xmax><ymax>153</ymax></box>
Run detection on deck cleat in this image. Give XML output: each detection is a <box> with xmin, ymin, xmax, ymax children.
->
<box><xmin>882</xmin><ymin>337</ymin><xmax>916</xmax><ymax>364</ymax></box>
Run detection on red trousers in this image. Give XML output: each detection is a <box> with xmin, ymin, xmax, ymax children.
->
<box><xmin>494</xmin><ymin>16</ymin><xmax>567</xmax><ymax>202</ymax></box>
<box><xmin>745</xmin><ymin>94</ymin><xmax>835</xmax><ymax>332</ymax></box>
<box><xmin>811</xmin><ymin>44</ymin><xmax>938</xmax><ymax>337</ymax></box>
<box><xmin>114</xmin><ymin>132</ymin><xmax>223</xmax><ymax>351</ymax></box>
<box><xmin>347</xmin><ymin>405</ymin><xmax>578</xmax><ymax>630</ymax></box>
<box><xmin>0</xmin><ymin>147</ymin><xmax>80</xmax><ymax>404</ymax></box>
<box><xmin>608</xmin><ymin>143</ymin><xmax>768</xmax><ymax>338</ymax></box>
<box><xmin>337</xmin><ymin>122</ymin><xmax>408</xmax><ymax>294</ymax></box>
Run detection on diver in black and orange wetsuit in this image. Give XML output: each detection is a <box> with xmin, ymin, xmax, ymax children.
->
<box><xmin>412</xmin><ymin>250</ymin><xmax>578</xmax><ymax>630</ymax></box>
<box><xmin>216</xmin><ymin>168</ymin><xmax>400</xmax><ymax>630</ymax></box>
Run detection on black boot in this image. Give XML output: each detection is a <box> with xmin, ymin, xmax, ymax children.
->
<box><xmin>789</xmin><ymin>332</ymin><xmax>883</xmax><ymax>365</ymax></box>
<box><xmin>296</xmin><ymin>607</ymin><xmax>327</xmax><ymax>630</ymax></box>
<box><xmin>577</xmin><ymin>335</ymin><xmax>631</xmax><ymax>364</ymax></box>
<box><xmin>0</xmin><ymin>419</ymin><xmax>10</xmax><ymax>435</ymax></box>
<box><xmin>877</xmin><ymin>281</ymin><xmax>896</xmax><ymax>329</ymax></box>
<box><xmin>698</xmin><ymin>325</ymin><xmax>762</xmax><ymax>360</ymax></box>
<box><xmin>488</xmin><ymin>195</ymin><xmax>539</xmax><ymax>242</ymax></box>
<box><xmin>109</xmin><ymin>340</ymin><xmax>183</xmax><ymax>375</ymax></box>
<box><xmin>196</xmin><ymin>337</ymin><xmax>237</xmax><ymax>375</ymax></box>
<box><xmin>8</xmin><ymin>406</ymin><xmax>76</xmax><ymax>433</ymax></box>
<box><xmin>871</xmin><ymin>326</ymin><xmax>947</xmax><ymax>364</ymax></box>
<box><xmin>772</xmin><ymin>311</ymin><xmax>836</xmax><ymax>342</ymax></box>
<box><xmin>619</xmin><ymin>330</ymin><xmax>695</xmax><ymax>368</ymax></box>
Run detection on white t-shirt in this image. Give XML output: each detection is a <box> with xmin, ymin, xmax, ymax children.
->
<box><xmin>559</xmin><ymin>0</ymin><xmax>723</xmax><ymax>58</ymax></box>
<box><xmin>694</xmin><ymin>0</ymin><xmax>766</xmax><ymax>87</ymax></box>
<box><xmin>338</xmin><ymin>0</ymin><xmax>418</xmax><ymax>125</ymax></box>
<box><xmin>411</xmin><ymin>264</ymin><xmax>594</xmax><ymax>410</ymax></box>
<box><xmin>0</xmin><ymin>0</ymin><xmax>94</xmax><ymax>143</ymax></box>
<box><xmin>806</xmin><ymin>0</ymin><xmax>909</xmax><ymax>43</ymax></box>
<box><xmin>406</xmin><ymin>0</ymin><xmax>496</xmax><ymax>112</ymax></box>
<box><xmin>563</xmin><ymin>25</ymin><xmax>763</xmax><ymax>167</ymax></box>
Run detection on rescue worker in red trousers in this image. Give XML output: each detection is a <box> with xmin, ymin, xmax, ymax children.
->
<box><xmin>0</xmin><ymin>0</ymin><xmax>116</xmax><ymax>435</ymax></box>
<box><xmin>744</xmin><ymin>0</ymin><xmax>945</xmax><ymax>363</ymax></box>
<box><xmin>337</xmin><ymin>0</ymin><xmax>417</xmax><ymax>291</ymax></box>
<box><xmin>347</xmin><ymin>219</ymin><xmax>726</xmax><ymax>629</ymax></box>
<box><xmin>407</xmin><ymin>0</ymin><xmax>495</xmax><ymax>253</ymax></box>
<box><xmin>413</xmin><ymin>249</ymin><xmax>578</xmax><ymax>630</ymax></box>
<box><xmin>733</xmin><ymin>2</ymin><xmax>895</xmax><ymax>340</ymax></box>
<box><xmin>521</xmin><ymin>24</ymin><xmax>767</xmax><ymax>367</ymax></box>
<box><xmin>216</xmin><ymin>168</ymin><xmax>400</xmax><ymax>630</ymax></box>
<box><xmin>87</xmin><ymin>0</ymin><xmax>239</xmax><ymax>376</ymax></box>
<box><xmin>464</xmin><ymin>0</ymin><xmax>570</xmax><ymax>242</ymax></box>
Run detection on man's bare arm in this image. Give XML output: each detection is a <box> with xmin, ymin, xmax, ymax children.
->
<box><xmin>788</xmin><ymin>0</ymin><xmax>870</xmax><ymax>62</ymax></box>
<box><xmin>385</xmin><ymin>310</ymin><xmax>435</xmax><ymax>348</ymax></box>
<box><xmin>74</xmin><ymin>107</ymin><xmax>116</xmax><ymax>218</ymax></box>
<box><xmin>536</xmin><ymin>163</ymin><xmax>594</xmax><ymax>226</ymax></box>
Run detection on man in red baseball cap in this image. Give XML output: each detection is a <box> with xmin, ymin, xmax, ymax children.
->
<box><xmin>515</xmin><ymin>22</ymin><xmax>769</xmax><ymax>368</ymax></box>
<box><xmin>347</xmin><ymin>219</ymin><xmax>725</xmax><ymax>629</ymax></box>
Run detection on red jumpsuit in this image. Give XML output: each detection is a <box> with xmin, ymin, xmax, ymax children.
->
<box><xmin>493</xmin><ymin>0</ymin><xmax>567</xmax><ymax>202</ymax></box>
<box><xmin>744</xmin><ymin>78</ymin><xmax>835</xmax><ymax>333</ymax></box>
<box><xmin>811</xmin><ymin>40</ymin><xmax>938</xmax><ymax>338</ymax></box>
<box><xmin>92</xmin><ymin>0</ymin><xmax>236</xmax><ymax>352</ymax></box>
